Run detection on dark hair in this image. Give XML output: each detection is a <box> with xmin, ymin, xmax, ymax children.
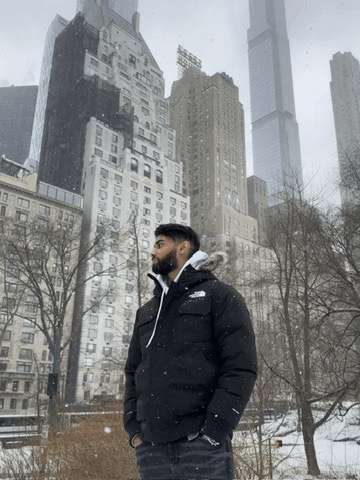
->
<box><xmin>154</xmin><ymin>224</ymin><xmax>200</xmax><ymax>258</ymax></box>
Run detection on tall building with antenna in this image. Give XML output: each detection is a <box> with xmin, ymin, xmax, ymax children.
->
<box><xmin>247</xmin><ymin>0</ymin><xmax>302</xmax><ymax>202</ymax></box>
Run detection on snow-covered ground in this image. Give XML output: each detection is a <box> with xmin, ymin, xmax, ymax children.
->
<box><xmin>234</xmin><ymin>404</ymin><xmax>360</xmax><ymax>479</ymax></box>
<box><xmin>0</xmin><ymin>406</ymin><xmax>359</xmax><ymax>479</ymax></box>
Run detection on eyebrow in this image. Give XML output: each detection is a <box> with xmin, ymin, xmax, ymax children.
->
<box><xmin>154</xmin><ymin>239</ymin><xmax>165</xmax><ymax>248</ymax></box>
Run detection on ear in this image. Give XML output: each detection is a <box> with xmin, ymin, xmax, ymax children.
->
<box><xmin>179</xmin><ymin>240</ymin><xmax>190</xmax><ymax>255</ymax></box>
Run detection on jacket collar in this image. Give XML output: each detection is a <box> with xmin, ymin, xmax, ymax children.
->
<box><xmin>149</xmin><ymin>264</ymin><xmax>215</xmax><ymax>299</ymax></box>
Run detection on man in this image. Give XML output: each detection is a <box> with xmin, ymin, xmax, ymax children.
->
<box><xmin>124</xmin><ymin>224</ymin><xmax>257</xmax><ymax>480</ymax></box>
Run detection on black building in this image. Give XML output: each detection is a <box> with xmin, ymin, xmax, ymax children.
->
<box><xmin>38</xmin><ymin>14</ymin><xmax>133</xmax><ymax>194</ymax></box>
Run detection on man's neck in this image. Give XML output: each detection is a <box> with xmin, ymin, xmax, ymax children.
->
<box><xmin>167</xmin><ymin>261</ymin><xmax>187</xmax><ymax>284</ymax></box>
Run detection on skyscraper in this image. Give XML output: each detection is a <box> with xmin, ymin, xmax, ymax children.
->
<box><xmin>330</xmin><ymin>51</ymin><xmax>360</xmax><ymax>205</ymax></box>
<box><xmin>247</xmin><ymin>0</ymin><xmax>302</xmax><ymax>202</ymax></box>
<box><xmin>0</xmin><ymin>86</ymin><xmax>38</xmax><ymax>164</ymax></box>
<box><xmin>27</xmin><ymin>15</ymin><xmax>69</xmax><ymax>171</ymax></box>
<box><xmin>169</xmin><ymin>61</ymin><xmax>270</xmax><ymax>345</ymax></box>
<box><xmin>170</xmin><ymin>65</ymin><xmax>258</xmax><ymax>247</ymax></box>
<box><xmin>37</xmin><ymin>3</ymin><xmax>189</xmax><ymax>403</ymax></box>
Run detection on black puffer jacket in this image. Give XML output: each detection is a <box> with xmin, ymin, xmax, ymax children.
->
<box><xmin>123</xmin><ymin>261</ymin><xmax>257</xmax><ymax>444</ymax></box>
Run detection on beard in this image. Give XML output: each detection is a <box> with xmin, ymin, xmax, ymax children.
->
<box><xmin>152</xmin><ymin>248</ymin><xmax>178</xmax><ymax>275</ymax></box>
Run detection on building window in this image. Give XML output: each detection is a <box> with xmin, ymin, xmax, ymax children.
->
<box><xmin>144</xmin><ymin>164</ymin><xmax>151</xmax><ymax>178</ymax></box>
<box><xmin>156</xmin><ymin>170</ymin><xmax>163</xmax><ymax>184</ymax></box>
<box><xmin>23</xmin><ymin>318</ymin><xmax>35</xmax><ymax>328</ymax></box>
<box><xmin>130</xmin><ymin>192</ymin><xmax>138</xmax><ymax>203</ymax></box>
<box><xmin>0</xmin><ymin>399</ymin><xmax>4</xmax><ymax>409</ymax></box>
<box><xmin>25</xmin><ymin>303</ymin><xmax>38</xmax><ymax>313</ymax></box>
<box><xmin>131</xmin><ymin>158</ymin><xmax>138</xmax><ymax>172</ymax></box>
<box><xmin>2</xmin><ymin>331</ymin><xmax>11</xmax><ymax>341</ymax></box>
<box><xmin>109</xmin><ymin>255</ymin><xmax>118</xmax><ymax>265</ymax></box>
<box><xmin>17</xmin><ymin>363</ymin><xmax>32</xmax><ymax>373</ymax></box>
<box><xmin>86</xmin><ymin>343</ymin><xmax>96</xmax><ymax>353</ymax></box>
<box><xmin>112</xmin><ymin>219</ymin><xmax>120</xmax><ymax>230</ymax></box>
<box><xmin>84</xmin><ymin>358</ymin><xmax>95</xmax><ymax>366</ymax></box>
<box><xmin>105</xmin><ymin>318</ymin><xmax>114</xmax><ymax>328</ymax></box>
<box><xmin>109</xmin><ymin>155</ymin><xmax>117</xmax><ymax>164</ymax></box>
<box><xmin>19</xmin><ymin>349</ymin><xmax>33</xmax><ymax>360</ymax></box>
<box><xmin>94</xmin><ymin>148</ymin><xmax>103</xmax><ymax>158</ymax></box>
<box><xmin>144</xmin><ymin>186</ymin><xmax>151</xmax><ymax>194</ymax></box>
<box><xmin>103</xmin><ymin>347</ymin><xmax>112</xmax><ymax>357</ymax></box>
<box><xmin>105</xmin><ymin>306</ymin><xmax>115</xmax><ymax>315</ymax></box>
<box><xmin>0</xmin><ymin>347</ymin><xmax>9</xmax><ymax>358</ymax></box>
<box><xmin>24</xmin><ymin>381</ymin><xmax>31</xmax><ymax>393</ymax></box>
<box><xmin>15</xmin><ymin>211</ymin><xmax>28</xmax><ymax>222</ymax></box>
<box><xmin>89</xmin><ymin>315</ymin><xmax>98</xmax><ymax>324</ymax></box>
<box><xmin>17</xmin><ymin>198</ymin><xmax>30</xmax><ymax>208</ymax></box>
<box><xmin>22</xmin><ymin>399</ymin><xmax>29</xmax><ymax>410</ymax></box>
<box><xmin>142</xmin><ymin>146</ymin><xmax>148</xmax><ymax>155</ymax></box>
<box><xmin>0</xmin><ymin>380</ymin><xmax>6</xmax><ymax>392</ymax></box>
<box><xmin>104</xmin><ymin>332</ymin><xmax>113</xmax><ymax>342</ymax></box>
<box><xmin>88</xmin><ymin>329</ymin><xmax>97</xmax><ymax>339</ymax></box>
<box><xmin>21</xmin><ymin>333</ymin><xmax>34</xmax><ymax>344</ymax></box>
<box><xmin>12</xmin><ymin>381</ymin><xmax>19</xmax><ymax>392</ymax></box>
<box><xmin>150</xmin><ymin>134</ymin><xmax>156</xmax><ymax>143</ymax></box>
<box><xmin>114</xmin><ymin>174</ymin><xmax>122</xmax><ymax>183</ymax></box>
<box><xmin>38</xmin><ymin>204</ymin><xmax>50</xmax><ymax>216</ymax></box>
<box><xmin>10</xmin><ymin>399</ymin><xmax>17</xmax><ymax>410</ymax></box>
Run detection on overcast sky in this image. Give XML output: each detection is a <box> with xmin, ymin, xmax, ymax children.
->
<box><xmin>1</xmin><ymin>0</ymin><xmax>359</xmax><ymax>205</ymax></box>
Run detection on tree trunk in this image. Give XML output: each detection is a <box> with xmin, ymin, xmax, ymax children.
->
<box><xmin>300</xmin><ymin>400</ymin><xmax>321</xmax><ymax>476</ymax></box>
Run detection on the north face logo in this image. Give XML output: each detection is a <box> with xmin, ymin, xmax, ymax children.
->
<box><xmin>189</xmin><ymin>291</ymin><xmax>206</xmax><ymax>298</ymax></box>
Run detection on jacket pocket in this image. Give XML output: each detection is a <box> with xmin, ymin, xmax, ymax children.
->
<box><xmin>176</xmin><ymin>297</ymin><xmax>212</xmax><ymax>345</ymax></box>
<box><xmin>178</xmin><ymin>297</ymin><xmax>212</xmax><ymax>315</ymax></box>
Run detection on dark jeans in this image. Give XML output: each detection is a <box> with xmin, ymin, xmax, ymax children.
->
<box><xmin>135</xmin><ymin>435</ymin><xmax>234</xmax><ymax>480</ymax></box>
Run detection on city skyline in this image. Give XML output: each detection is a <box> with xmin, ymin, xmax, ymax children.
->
<box><xmin>1</xmin><ymin>1</ymin><xmax>360</xmax><ymax>203</ymax></box>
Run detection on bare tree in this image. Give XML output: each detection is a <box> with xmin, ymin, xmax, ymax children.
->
<box><xmin>338</xmin><ymin>145</ymin><xmax>360</xmax><ymax>205</ymax></box>
<box><xmin>259</xmin><ymin>184</ymin><xmax>360</xmax><ymax>476</ymax></box>
<box><xmin>127</xmin><ymin>209</ymin><xmax>152</xmax><ymax>309</ymax></box>
<box><xmin>0</xmin><ymin>216</ymin><xmax>115</xmax><ymax>429</ymax></box>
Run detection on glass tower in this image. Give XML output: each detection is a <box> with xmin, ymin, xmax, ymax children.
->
<box><xmin>248</xmin><ymin>0</ymin><xmax>302</xmax><ymax>202</ymax></box>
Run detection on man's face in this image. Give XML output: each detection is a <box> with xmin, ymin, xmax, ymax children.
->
<box><xmin>151</xmin><ymin>235</ymin><xmax>178</xmax><ymax>275</ymax></box>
